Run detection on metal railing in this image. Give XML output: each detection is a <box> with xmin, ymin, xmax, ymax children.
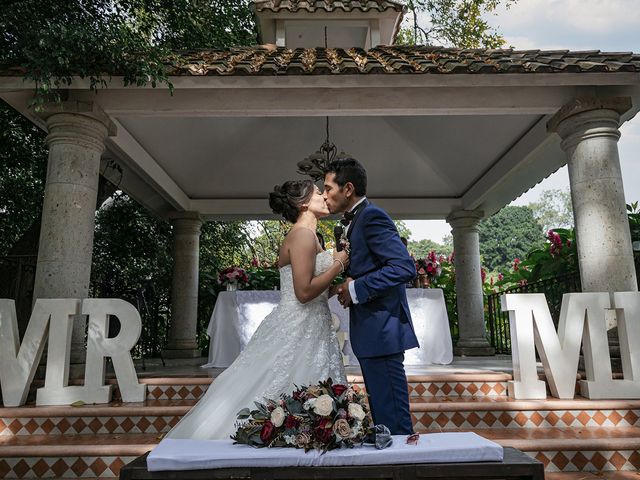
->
<box><xmin>486</xmin><ymin>273</ymin><xmax>582</xmax><ymax>354</ymax></box>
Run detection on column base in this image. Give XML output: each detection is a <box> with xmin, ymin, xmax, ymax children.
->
<box><xmin>454</xmin><ymin>338</ymin><xmax>495</xmax><ymax>356</ymax></box>
<box><xmin>162</xmin><ymin>348</ymin><xmax>202</xmax><ymax>359</ymax></box>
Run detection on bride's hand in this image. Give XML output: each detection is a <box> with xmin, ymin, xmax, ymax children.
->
<box><xmin>333</xmin><ymin>249</ymin><xmax>350</xmax><ymax>272</ymax></box>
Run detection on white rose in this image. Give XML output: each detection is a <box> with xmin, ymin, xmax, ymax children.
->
<box><xmin>313</xmin><ymin>394</ymin><xmax>334</xmax><ymax>416</ymax></box>
<box><xmin>270</xmin><ymin>406</ymin><xmax>285</xmax><ymax>427</ymax></box>
<box><xmin>348</xmin><ymin>403</ymin><xmax>366</xmax><ymax>421</ymax></box>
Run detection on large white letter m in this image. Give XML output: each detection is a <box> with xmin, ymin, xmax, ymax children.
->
<box><xmin>501</xmin><ymin>292</ymin><xmax>640</xmax><ymax>400</ymax></box>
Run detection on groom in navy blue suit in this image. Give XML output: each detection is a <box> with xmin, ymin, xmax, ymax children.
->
<box><xmin>323</xmin><ymin>158</ymin><xmax>419</xmax><ymax>435</ymax></box>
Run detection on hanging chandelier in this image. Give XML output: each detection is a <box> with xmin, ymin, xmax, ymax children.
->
<box><xmin>297</xmin><ymin>116</ymin><xmax>351</xmax><ymax>181</ymax></box>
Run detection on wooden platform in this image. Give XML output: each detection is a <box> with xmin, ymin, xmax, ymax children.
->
<box><xmin>119</xmin><ymin>447</ymin><xmax>545</xmax><ymax>480</ymax></box>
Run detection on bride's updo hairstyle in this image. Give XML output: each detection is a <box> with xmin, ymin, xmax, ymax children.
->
<box><xmin>269</xmin><ymin>180</ymin><xmax>315</xmax><ymax>223</ymax></box>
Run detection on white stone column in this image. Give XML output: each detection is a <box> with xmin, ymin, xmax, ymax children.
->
<box><xmin>163</xmin><ymin>212</ymin><xmax>203</xmax><ymax>359</ymax></box>
<box><xmin>447</xmin><ymin>210</ymin><xmax>495</xmax><ymax>356</ymax></box>
<box><xmin>548</xmin><ymin>97</ymin><xmax>637</xmax><ymax>293</ymax></box>
<box><xmin>33</xmin><ymin>104</ymin><xmax>113</xmax><ymax>369</ymax></box>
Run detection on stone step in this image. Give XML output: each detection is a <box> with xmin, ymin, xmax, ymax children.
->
<box><xmin>410</xmin><ymin>396</ymin><xmax>640</xmax><ymax>430</ymax></box>
<box><xmin>417</xmin><ymin>427</ymin><xmax>640</xmax><ymax>473</ymax></box>
<box><xmin>1</xmin><ymin>427</ymin><xmax>639</xmax><ymax>477</ymax></box>
<box><xmin>13</xmin><ymin>372</ymin><xmax>513</xmax><ymax>405</ymax></box>
<box><xmin>3</xmin><ymin>396</ymin><xmax>639</xmax><ymax>436</ymax></box>
<box><xmin>128</xmin><ymin>373</ymin><xmax>513</xmax><ymax>401</ymax></box>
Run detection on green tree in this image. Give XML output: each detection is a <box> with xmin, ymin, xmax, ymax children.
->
<box><xmin>396</xmin><ymin>0</ymin><xmax>518</xmax><ymax>48</ymax></box>
<box><xmin>527</xmin><ymin>188</ymin><xmax>574</xmax><ymax>233</ymax></box>
<box><xmin>0</xmin><ymin>103</ymin><xmax>47</xmax><ymax>255</ymax></box>
<box><xmin>408</xmin><ymin>238</ymin><xmax>452</xmax><ymax>258</ymax></box>
<box><xmin>479</xmin><ymin>205</ymin><xmax>543</xmax><ymax>272</ymax></box>
<box><xmin>0</xmin><ymin>0</ymin><xmax>257</xmax><ymax>106</ymax></box>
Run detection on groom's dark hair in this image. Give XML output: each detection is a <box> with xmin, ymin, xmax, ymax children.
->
<box><xmin>326</xmin><ymin>158</ymin><xmax>367</xmax><ymax>196</ymax></box>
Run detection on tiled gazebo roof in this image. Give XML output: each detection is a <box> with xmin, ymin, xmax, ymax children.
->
<box><xmin>170</xmin><ymin>46</ymin><xmax>640</xmax><ymax>76</ymax></box>
<box><xmin>253</xmin><ymin>0</ymin><xmax>406</xmax><ymax>13</ymax></box>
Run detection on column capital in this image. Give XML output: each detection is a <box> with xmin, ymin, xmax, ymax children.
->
<box><xmin>39</xmin><ymin>100</ymin><xmax>116</xmax><ymax>133</ymax></box>
<box><xmin>547</xmin><ymin>97</ymin><xmax>631</xmax><ymax>151</ymax></box>
<box><xmin>547</xmin><ymin>96</ymin><xmax>632</xmax><ymax>133</ymax></box>
<box><xmin>446</xmin><ymin>210</ymin><xmax>484</xmax><ymax>230</ymax></box>
<box><xmin>42</xmin><ymin>102</ymin><xmax>115</xmax><ymax>154</ymax></box>
<box><xmin>169</xmin><ymin>211</ymin><xmax>203</xmax><ymax>235</ymax></box>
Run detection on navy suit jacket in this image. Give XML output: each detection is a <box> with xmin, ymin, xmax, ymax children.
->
<box><xmin>347</xmin><ymin>201</ymin><xmax>420</xmax><ymax>359</ymax></box>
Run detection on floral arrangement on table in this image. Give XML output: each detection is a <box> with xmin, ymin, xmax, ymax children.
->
<box><xmin>231</xmin><ymin>378</ymin><xmax>373</xmax><ymax>452</ymax></box>
<box><xmin>217</xmin><ymin>266</ymin><xmax>249</xmax><ymax>290</ymax></box>
<box><xmin>414</xmin><ymin>250</ymin><xmax>443</xmax><ymax>288</ymax></box>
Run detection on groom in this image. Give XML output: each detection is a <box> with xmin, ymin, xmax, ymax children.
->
<box><xmin>323</xmin><ymin>158</ymin><xmax>419</xmax><ymax>435</ymax></box>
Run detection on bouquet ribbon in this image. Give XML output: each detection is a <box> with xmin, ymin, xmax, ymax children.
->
<box><xmin>364</xmin><ymin>424</ymin><xmax>393</xmax><ymax>450</ymax></box>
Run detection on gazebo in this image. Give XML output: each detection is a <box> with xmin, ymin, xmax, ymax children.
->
<box><xmin>2</xmin><ymin>1</ymin><xmax>640</xmax><ymax>477</ymax></box>
<box><xmin>1</xmin><ymin>0</ymin><xmax>638</xmax><ymax>365</ymax></box>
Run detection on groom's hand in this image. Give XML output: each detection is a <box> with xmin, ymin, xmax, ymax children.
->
<box><xmin>337</xmin><ymin>278</ymin><xmax>354</xmax><ymax>307</ymax></box>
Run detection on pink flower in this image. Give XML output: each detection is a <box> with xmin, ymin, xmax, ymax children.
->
<box><xmin>481</xmin><ymin>268</ymin><xmax>486</xmax><ymax>283</ymax></box>
<box><xmin>251</xmin><ymin>257</ymin><xmax>259</xmax><ymax>267</ymax></box>
<box><xmin>498</xmin><ymin>273</ymin><xmax>504</xmax><ymax>281</ymax></box>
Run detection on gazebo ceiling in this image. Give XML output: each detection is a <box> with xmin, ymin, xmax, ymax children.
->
<box><xmin>115</xmin><ymin>113</ymin><xmax>539</xmax><ymax>198</ymax></box>
<box><xmin>1</xmin><ymin>46</ymin><xmax>639</xmax><ymax>221</ymax></box>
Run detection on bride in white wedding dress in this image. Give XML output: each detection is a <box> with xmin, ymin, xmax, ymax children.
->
<box><xmin>165</xmin><ymin>180</ymin><xmax>349</xmax><ymax>440</ymax></box>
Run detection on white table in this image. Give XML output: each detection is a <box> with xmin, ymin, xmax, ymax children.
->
<box><xmin>204</xmin><ymin>289</ymin><xmax>453</xmax><ymax>368</ymax></box>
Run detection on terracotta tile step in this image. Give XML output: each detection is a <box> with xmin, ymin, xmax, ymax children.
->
<box><xmin>547</xmin><ymin>473</ymin><xmax>640</xmax><ymax>479</ymax></box>
<box><xmin>2</xmin><ymin>427</ymin><xmax>639</xmax><ymax>456</ymax></box>
<box><xmin>0</xmin><ymin>433</ymin><xmax>156</xmax><ymax>457</ymax></box>
<box><xmin>431</xmin><ymin>428</ymin><xmax>640</xmax><ymax>472</ymax></box>
<box><xmin>16</xmin><ymin>372</ymin><xmax>514</xmax><ymax>405</ymax></box>
<box><xmin>3</xmin><ymin>396</ymin><xmax>640</xmax><ymax>436</ymax></box>
<box><xmin>1</xmin><ymin>428</ymin><xmax>639</xmax><ymax>476</ymax></box>
<box><xmin>409</xmin><ymin>396</ymin><xmax>640</xmax><ymax>411</ymax></box>
<box><xmin>418</xmin><ymin>427</ymin><xmax>640</xmax><ymax>452</ymax></box>
<box><xmin>410</xmin><ymin>397</ymin><xmax>640</xmax><ymax>430</ymax></box>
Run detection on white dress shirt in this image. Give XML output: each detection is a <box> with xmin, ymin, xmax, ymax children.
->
<box><xmin>345</xmin><ymin>197</ymin><xmax>367</xmax><ymax>304</ymax></box>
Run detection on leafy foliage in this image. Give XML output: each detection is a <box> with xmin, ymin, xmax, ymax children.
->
<box><xmin>396</xmin><ymin>0</ymin><xmax>518</xmax><ymax>48</ymax></box>
<box><xmin>0</xmin><ymin>0</ymin><xmax>257</xmax><ymax>107</ymax></box>
<box><xmin>527</xmin><ymin>188</ymin><xmax>574</xmax><ymax>233</ymax></box>
<box><xmin>0</xmin><ymin>102</ymin><xmax>47</xmax><ymax>255</ymax></box>
<box><xmin>408</xmin><ymin>238</ymin><xmax>453</xmax><ymax>258</ymax></box>
<box><xmin>478</xmin><ymin>205</ymin><xmax>544</xmax><ymax>273</ymax></box>
<box><xmin>91</xmin><ymin>193</ymin><xmax>254</xmax><ymax>355</ymax></box>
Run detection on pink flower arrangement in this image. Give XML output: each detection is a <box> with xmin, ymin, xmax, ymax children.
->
<box><xmin>415</xmin><ymin>250</ymin><xmax>443</xmax><ymax>282</ymax></box>
<box><xmin>547</xmin><ymin>229</ymin><xmax>564</xmax><ymax>257</ymax></box>
<box><xmin>218</xmin><ymin>266</ymin><xmax>249</xmax><ymax>288</ymax></box>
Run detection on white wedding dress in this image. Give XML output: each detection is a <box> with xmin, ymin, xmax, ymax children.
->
<box><xmin>166</xmin><ymin>250</ymin><xmax>347</xmax><ymax>440</ymax></box>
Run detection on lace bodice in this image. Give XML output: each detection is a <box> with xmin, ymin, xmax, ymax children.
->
<box><xmin>278</xmin><ymin>250</ymin><xmax>334</xmax><ymax>304</ymax></box>
<box><xmin>165</xmin><ymin>249</ymin><xmax>346</xmax><ymax>440</ymax></box>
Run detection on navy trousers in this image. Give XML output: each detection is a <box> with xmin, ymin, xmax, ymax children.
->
<box><xmin>358</xmin><ymin>352</ymin><xmax>413</xmax><ymax>435</ymax></box>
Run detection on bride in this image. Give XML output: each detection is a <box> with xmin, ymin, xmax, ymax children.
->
<box><xmin>165</xmin><ymin>179</ymin><xmax>350</xmax><ymax>440</ymax></box>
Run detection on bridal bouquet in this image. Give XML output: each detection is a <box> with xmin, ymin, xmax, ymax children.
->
<box><xmin>217</xmin><ymin>266</ymin><xmax>249</xmax><ymax>289</ymax></box>
<box><xmin>232</xmin><ymin>378</ymin><xmax>373</xmax><ymax>452</ymax></box>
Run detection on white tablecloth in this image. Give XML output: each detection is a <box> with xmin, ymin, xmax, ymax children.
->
<box><xmin>148</xmin><ymin>433</ymin><xmax>503</xmax><ymax>471</ymax></box>
<box><xmin>204</xmin><ymin>289</ymin><xmax>453</xmax><ymax>368</ymax></box>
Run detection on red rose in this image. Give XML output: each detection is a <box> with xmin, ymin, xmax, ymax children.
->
<box><xmin>314</xmin><ymin>418</ymin><xmax>333</xmax><ymax>443</ymax></box>
<box><xmin>331</xmin><ymin>384</ymin><xmax>348</xmax><ymax>397</ymax></box>
<box><xmin>260</xmin><ymin>420</ymin><xmax>275</xmax><ymax>443</ymax></box>
<box><xmin>284</xmin><ymin>415</ymin><xmax>300</xmax><ymax>429</ymax></box>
